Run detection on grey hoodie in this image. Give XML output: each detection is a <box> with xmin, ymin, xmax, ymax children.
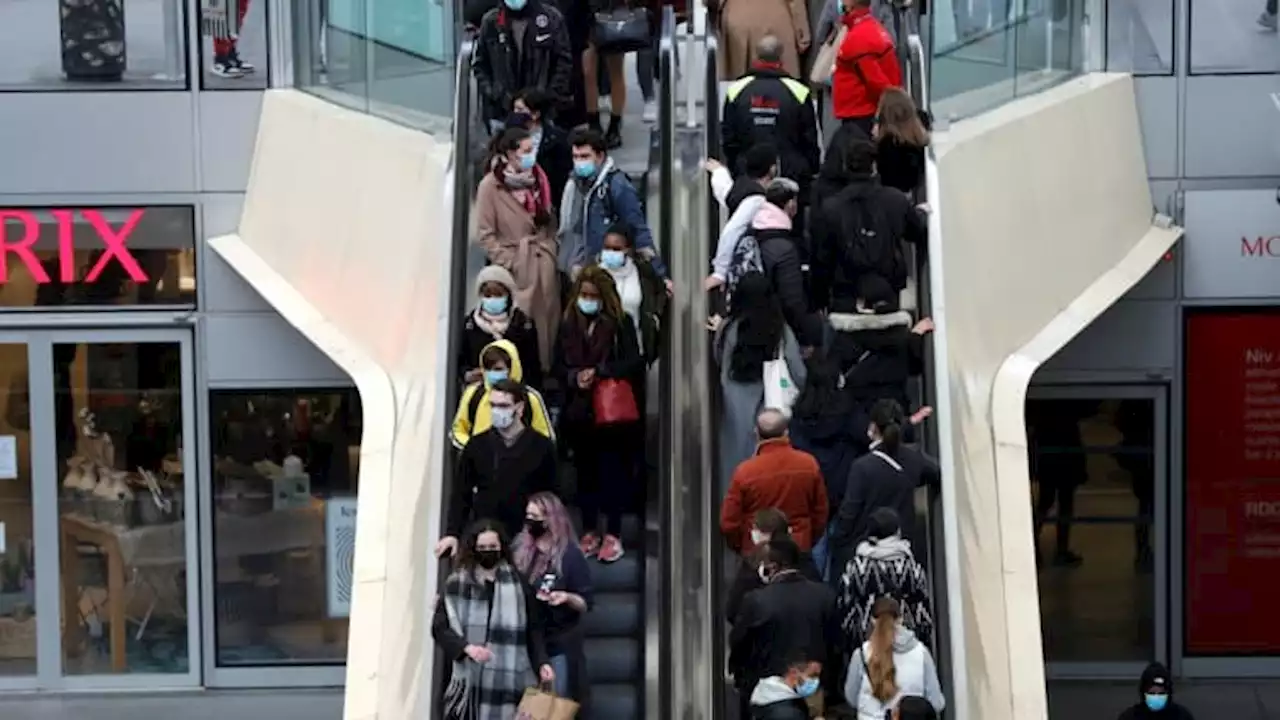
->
<box><xmin>844</xmin><ymin>624</ymin><xmax>945</xmax><ymax>718</ymax></box>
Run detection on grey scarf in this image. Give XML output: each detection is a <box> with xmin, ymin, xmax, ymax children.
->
<box><xmin>442</xmin><ymin>563</ymin><xmax>534</xmax><ymax>719</ymax></box>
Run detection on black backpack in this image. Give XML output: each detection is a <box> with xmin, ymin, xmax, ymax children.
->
<box><xmin>838</xmin><ymin>192</ymin><xmax>907</xmax><ymax>291</ymax></box>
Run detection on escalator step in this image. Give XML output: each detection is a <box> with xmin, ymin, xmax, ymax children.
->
<box><xmin>589</xmin><ymin>554</ymin><xmax>642</xmax><ymax>593</ymax></box>
<box><xmin>582</xmin><ymin>591</ymin><xmax>641</xmax><ymax>637</ymax></box>
<box><xmin>588</xmin><ymin>681</ymin><xmax>641</xmax><ymax>720</ymax></box>
<box><xmin>583</xmin><ymin>636</ymin><xmax>642</xmax><ymax>683</ymax></box>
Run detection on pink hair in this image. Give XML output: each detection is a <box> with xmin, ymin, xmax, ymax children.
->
<box><xmin>512</xmin><ymin>492</ymin><xmax>578</xmax><ymax>580</ymax></box>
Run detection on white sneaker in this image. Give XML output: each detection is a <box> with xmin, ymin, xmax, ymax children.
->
<box><xmin>643</xmin><ymin>99</ymin><xmax>657</xmax><ymax>123</ymax></box>
<box><xmin>1259</xmin><ymin>11</ymin><xmax>1277</xmax><ymax>30</ymax></box>
<box><xmin>211</xmin><ymin>59</ymin><xmax>245</xmax><ymax>78</ymax></box>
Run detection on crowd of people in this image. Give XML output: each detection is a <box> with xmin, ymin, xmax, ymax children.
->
<box><xmin>430</xmin><ymin>0</ymin><xmax>1196</xmax><ymax>717</ymax></box>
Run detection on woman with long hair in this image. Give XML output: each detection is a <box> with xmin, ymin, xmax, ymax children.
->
<box><xmin>844</xmin><ymin>596</ymin><xmax>945</xmax><ymax>720</ymax></box>
<box><xmin>713</xmin><ymin>272</ymin><xmax>807</xmax><ymax>493</ymax></box>
<box><xmin>553</xmin><ymin>266</ymin><xmax>645</xmax><ymax>564</ymax></box>
<box><xmin>872</xmin><ymin>88</ymin><xmax>932</xmax><ymax>195</ymax></box>
<box><xmin>474</xmin><ymin>127</ymin><xmax>561</xmax><ymax>375</ymax></box>
<box><xmin>432</xmin><ymin>519</ymin><xmax>554</xmax><ymax>719</ymax></box>
<box><xmin>512</xmin><ymin>492</ymin><xmax>594</xmax><ymax>706</ymax></box>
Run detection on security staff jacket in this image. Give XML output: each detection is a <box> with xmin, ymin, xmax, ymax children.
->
<box><xmin>721</xmin><ymin>65</ymin><xmax>821</xmax><ymax>193</ymax></box>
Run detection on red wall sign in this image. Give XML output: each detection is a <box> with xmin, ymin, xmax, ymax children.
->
<box><xmin>0</xmin><ymin>209</ymin><xmax>148</xmax><ymax>284</ymax></box>
<box><xmin>1186</xmin><ymin>312</ymin><xmax>1280</xmax><ymax>654</ymax></box>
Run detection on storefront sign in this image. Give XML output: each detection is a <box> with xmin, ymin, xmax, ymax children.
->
<box><xmin>0</xmin><ymin>209</ymin><xmax>147</xmax><ymax>284</ymax></box>
<box><xmin>325</xmin><ymin>498</ymin><xmax>358</xmax><ymax>618</ymax></box>
<box><xmin>1185</xmin><ymin>311</ymin><xmax>1280</xmax><ymax>654</ymax></box>
<box><xmin>1182</xmin><ymin>190</ymin><xmax>1280</xmax><ymax>298</ymax></box>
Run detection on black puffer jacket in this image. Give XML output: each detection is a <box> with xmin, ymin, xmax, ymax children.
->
<box><xmin>810</xmin><ymin>177</ymin><xmax>927</xmax><ymax>314</ymax></box>
<box><xmin>474</xmin><ymin>3</ymin><xmax>574</xmax><ymax>124</ymax></box>
<box><xmin>757</xmin><ymin>228</ymin><xmax>825</xmax><ymax>348</ymax></box>
<box><xmin>827</xmin><ymin>310</ymin><xmax>924</xmax><ymax>412</ymax></box>
<box><xmin>727</xmin><ymin>176</ymin><xmax>767</xmax><ymax>215</ymax></box>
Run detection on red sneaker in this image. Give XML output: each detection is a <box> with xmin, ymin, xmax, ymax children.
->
<box><xmin>580</xmin><ymin>532</ymin><xmax>601</xmax><ymax>558</ymax></box>
<box><xmin>597</xmin><ymin>534</ymin><xmax>625</xmax><ymax>563</ymax></box>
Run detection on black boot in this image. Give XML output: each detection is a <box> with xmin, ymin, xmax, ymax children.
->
<box><xmin>587</xmin><ymin>112</ymin><xmax>603</xmax><ymax>134</ymax></box>
<box><xmin>605</xmin><ymin>115</ymin><xmax>623</xmax><ymax>149</ymax></box>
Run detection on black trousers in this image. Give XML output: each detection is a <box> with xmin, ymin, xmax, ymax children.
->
<box><xmin>568</xmin><ymin>418</ymin><xmax>644</xmax><ymax>536</ymax></box>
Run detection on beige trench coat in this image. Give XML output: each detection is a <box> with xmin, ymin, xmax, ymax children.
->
<box><xmin>473</xmin><ymin>173</ymin><xmax>561</xmax><ymax>373</ymax></box>
<box><xmin>714</xmin><ymin>0</ymin><xmax>811</xmax><ymax>79</ymax></box>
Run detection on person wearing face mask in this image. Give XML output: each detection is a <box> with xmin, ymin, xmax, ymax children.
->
<box><xmin>750</xmin><ymin>656</ymin><xmax>824</xmax><ymax>720</ymax></box>
<box><xmin>511</xmin><ymin>492</ymin><xmax>593</xmax><ymax>706</ymax></box>
<box><xmin>726</xmin><ymin>508</ymin><xmax>822</xmax><ymax>625</ymax></box>
<box><xmin>558</xmin><ymin>129</ymin><xmax>671</xmax><ymax>292</ymax></box>
<box><xmin>476</xmin><ymin>127</ymin><xmax>562</xmax><ymax>376</ymax></box>
<box><xmin>721</xmin><ymin>409</ymin><xmax>828</xmax><ymax>556</ymax></box>
<box><xmin>553</xmin><ymin>266</ymin><xmax>645</xmax><ymax>564</ymax></box>
<box><xmin>598</xmin><ymin>222</ymin><xmax>667</xmax><ymax>367</ymax></box>
<box><xmin>509</xmin><ymin>87</ymin><xmax>572</xmax><ymax>210</ymax></box>
<box><xmin>451</xmin><ymin>341</ymin><xmax>555</xmax><ymax>450</ymax></box>
<box><xmin>729</xmin><ymin>538</ymin><xmax>840</xmax><ymax>720</ymax></box>
<box><xmin>432</xmin><ymin>519</ymin><xmax>555</xmax><ymax>718</ymax></box>
<box><xmin>827</xmin><ymin>399</ymin><xmax>940</xmax><ymax>581</ymax></box>
<box><xmin>1116</xmin><ymin>663</ymin><xmax>1196</xmax><ymax>720</ymax></box>
<box><xmin>459</xmin><ymin>265</ymin><xmax>543</xmax><ymax>392</ymax></box>
<box><xmin>439</xmin><ymin>381</ymin><xmax>559</xmax><ymax>558</ymax></box>
<box><xmin>473</xmin><ymin>0</ymin><xmax>573</xmax><ymax>134</ymax></box>
<box><xmin>844</xmin><ymin>596</ymin><xmax>944</xmax><ymax>720</ymax></box>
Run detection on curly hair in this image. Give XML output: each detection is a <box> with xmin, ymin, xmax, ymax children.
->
<box><xmin>566</xmin><ymin>265</ymin><xmax>625</xmax><ymax>322</ymax></box>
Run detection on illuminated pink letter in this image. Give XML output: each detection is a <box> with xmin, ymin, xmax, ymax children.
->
<box><xmin>0</xmin><ymin>210</ymin><xmax>50</xmax><ymax>284</ymax></box>
<box><xmin>51</xmin><ymin>209</ymin><xmax>77</xmax><ymax>282</ymax></box>
<box><xmin>82</xmin><ymin>209</ymin><xmax>147</xmax><ymax>283</ymax></box>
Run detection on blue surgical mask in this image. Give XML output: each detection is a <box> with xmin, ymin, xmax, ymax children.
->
<box><xmin>1144</xmin><ymin>694</ymin><xmax>1168</xmax><ymax>712</ymax></box>
<box><xmin>576</xmin><ymin>297</ymin><xmax>600</xmax><ymax>315</ymax></box>
<box><xmin>503</xmin><ymin>0</ymin><xmax>527</xmax><ymax>10</ymax></box>
<box><xmin>573</xmin><ymin>159</ymin><xmax>597</xmax><ymax>179</ymax></box>
<box><xmin>601</xmin><ymin>249</ymin><xmax>626</xmax><ymax>269</ymax></box>
<box><xmin>796</xmin><ymin>677</ymin><xmax>820</xmax><ymax>698</ymax></box>
<box><xmin>490</xmin><ymin>406</ymin><xmax>517</xmax><ymax>430</ymax></box>
<box><xmin>480</xmin><ymin>296</ymin><xmax>509</xmax><ymax>315</ymax></box>
<box><xmin>517</xmin><ymin>152</ymin><xmax>536</xmax><ymax>171</ymax></box>
<box><xmin>484</xmin><ymin>369</ymin><xmax>509</xmax><ymax>386</ymax></box>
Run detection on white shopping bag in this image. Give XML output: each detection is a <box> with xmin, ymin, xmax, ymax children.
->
<box><xmin>763</xmin><ymin>347</ymin><xmax>800</xmax><ymax>416</ymax></box>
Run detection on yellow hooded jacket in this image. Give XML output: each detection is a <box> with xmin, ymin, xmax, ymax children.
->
<box><xmin>450</xmin><ymin>338</ymin><xmax>555</xmax><ymax>449</ymax></box>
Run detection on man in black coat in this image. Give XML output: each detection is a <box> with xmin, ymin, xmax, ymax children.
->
<box><xmin>473</xmin><ymin>0</ymin><xmax>573</xmax><ymax>133</ymax></box>
<box><xmin>435</xmin><ymin>380</ymin><xmax>559</xmax><ymax>558</ymax></box>
<box><xmin>722</xmin><ymin>35</ymin><xmax>821</xmax><ymax>200</ymax></box>
<box><xmin>729</xmin><ymin>538</ymin><xmax>841</xmax><ymax>720</ymax></box>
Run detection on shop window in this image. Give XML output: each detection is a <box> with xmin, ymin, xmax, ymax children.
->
<box><xmin>0</xmin><ymin>207</ymin><xmax>196</xmax><ymax>309</ymax></box>
<box><xmin>1107</xmin><ymin>0</ymin><xmax>1174</xmax><ymax>74</ymax></box>
<box><xmin>209</xmin><ymin>388</ymin><xmax>361</xmax><ymax>667</ymax></box>
<box><xmin>0</xmin><ymin>0</ymin><xmax>187</xmax><ymax>91</ymax></box>
<box><xmin>1190</xmin><ymin>0</ymin><xmax>1280</xmax><ymax>74</ymax></box>
<box><xmin>198</xmin><ymin>0</ymin><xmax>269</xmax><ymax>89</ymax></box>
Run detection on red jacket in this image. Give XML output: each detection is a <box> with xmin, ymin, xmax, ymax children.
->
<box><xmin>832</xmin><ymin>8</ymin><xmax>902</xmax><ymax>120</ymax></box>
<box><xmin>720</xmin><ymin>438</ymin><xmax>829</xmax><ymax>554</ymax></box>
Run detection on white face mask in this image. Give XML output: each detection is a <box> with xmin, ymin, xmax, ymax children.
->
<box><xmin>750</xmin><ymin>529</ymin><xmax>766</xmax><ymax>545</ymax></box>
<box><xmin>491</xmin><ymin>406</ymin><xmax>517</xmax><ymax>430</ymax></box>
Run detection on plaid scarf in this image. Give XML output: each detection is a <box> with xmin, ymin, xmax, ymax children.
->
<box><xmin>442</xmin><ymin>563</ymin><xmax>534</xmax><ymax>720</ymax></box>
<box><xmin>201</xmin><ymin>0</ymin><xmax>242</xmax><ymax>39</ymax></box>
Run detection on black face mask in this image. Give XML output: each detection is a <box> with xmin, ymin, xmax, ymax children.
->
<box><xmin>526</xmin><ymin>520</ymin><xmax>548</xmax><ymax>538</ymax></box>
<box><xmin>476</xmin><ymin>549</ymin><xmax>502</xmax><ymax>569</ymax></box>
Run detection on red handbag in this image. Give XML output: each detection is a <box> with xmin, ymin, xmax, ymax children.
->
<box><xmin>592</xmin><ymin>378</ymin><xmax>640</xmax><ymax>425</ymax></box>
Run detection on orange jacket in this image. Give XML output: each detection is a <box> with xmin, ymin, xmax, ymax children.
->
<box><xmin>720</xmin><ymin>438</ymin><xmax>830</xmax><ymax>554</ymax></box>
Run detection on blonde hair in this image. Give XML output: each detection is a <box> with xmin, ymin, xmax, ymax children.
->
<box><xmin>868</xmin><ymin>596</ymin><xmax>901</xmax><ymax>702</ymax></box>
<box><xmin>876</xmin><ymin>89</ymin><xmax>930</xmax><ymax>148</ymax></box>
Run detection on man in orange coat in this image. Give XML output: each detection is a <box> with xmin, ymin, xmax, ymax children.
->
<box><xmin>720</xmin><ymin>409</ymin><xmax>829</xmax><ymax>554</ymax></box>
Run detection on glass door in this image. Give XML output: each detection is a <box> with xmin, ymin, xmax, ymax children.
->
<box><xmin>17</xmin><ymin>330</ymin><xmax>198</xmax><ymax>690</ymax></box>
<box><xmin>0</xmin><ymin>337</ymin><xmax>42</xmax><ymax>690</ymax></box>
<box><xmin>1025</xmin><ymin>384</ymin><xmax>1169</xmax><ymax>678</ymax></box>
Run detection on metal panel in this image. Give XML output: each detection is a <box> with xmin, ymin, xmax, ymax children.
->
<box><xmin>202</xmin><ymin>315</ymin><xmax>349</xmax><ymax>386</ymax></box>
<box><xmin>0</xmin><ymin>94</ymin><xmax>196</xmax><ymax>195</ymax></box>
<box><xmin>1040</xmin><ymin>300</ymin><xmax>1178</xmax><ymax>372</ymax></box>
<box><xmin>197</xmin><ymin>93</ymin><xmax>265</xmax><ymax>193</ymax></box>
<box><xmin>1184</xmin><ymin>75</ymin><xmax>1280</xmax><ymax>178</ymax></box>
<box><xmin>1133</xmin><ymin>76</ymin><xmax>1179</xmax><ymax>180</ymax></box>
<box><xmin>201</xmin><ymin>196</ymin><xmax>274</xmax><ymax>313</ymax></box>
<box><xmin>1182</xmin><ymin>188</ymin><xmax>1280</xmax><ymax>298</ymax></box>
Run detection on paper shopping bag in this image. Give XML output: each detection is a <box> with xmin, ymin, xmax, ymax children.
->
<box><xmin>516</xmin><ymin>687</ymin><xmax>580</xmax><ymax>720</ymax></box>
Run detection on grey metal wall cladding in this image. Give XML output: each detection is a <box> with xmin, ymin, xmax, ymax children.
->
<box><xmin>0</xmin><ymin>93</ymin><xmax>196</xmax><ymax>194</ymax></box>
<box><xmin>198</xmin><ymin>93</ymin><xmax>264</xmax><ymax>193</ymax></box>
<box><xmin>1041</xmin><ymin>300</ymin><xmax>1179</xmax><ymax>373</ymax></box>
<box><xmin>201</xmin><ymin>195</ymin><xmax>273</xmax><ymax>313</ymax></box>
<box><xmin>1134</xmin><ymin>77</ymin><xmax>1179</xmax><ymax>180</ymax></box>
<box><xmin>1184</xmin><ymin>76</ymin><xmax>1280</xmax><ymax>178</ymax></box>
<box><xmin>203</xmin><ymin>314</ymin><xmax>348</xmax><ymax>385</ymax></box>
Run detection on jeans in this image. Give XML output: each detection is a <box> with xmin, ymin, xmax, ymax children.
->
<box><xmin>812</xmin><ymin>519</ymin><xmax>837</xmax><ymax>582</ymax></box>
<box><xmin>549</xmin><ymin>653</ymin><xmax>570</xmax><ymax>698</ymax></box>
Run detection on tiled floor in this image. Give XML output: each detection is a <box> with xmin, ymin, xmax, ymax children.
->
<box><xmin>0</xmin><ymin>689</ymin><xmax>341</xmax><ymax>720</ymax></box>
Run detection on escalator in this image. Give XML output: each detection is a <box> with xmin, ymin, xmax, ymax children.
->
<box><xmin>441</xmin><ymin>17</ymin><xmax>687</xmax><ymax>720</ymax></box>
